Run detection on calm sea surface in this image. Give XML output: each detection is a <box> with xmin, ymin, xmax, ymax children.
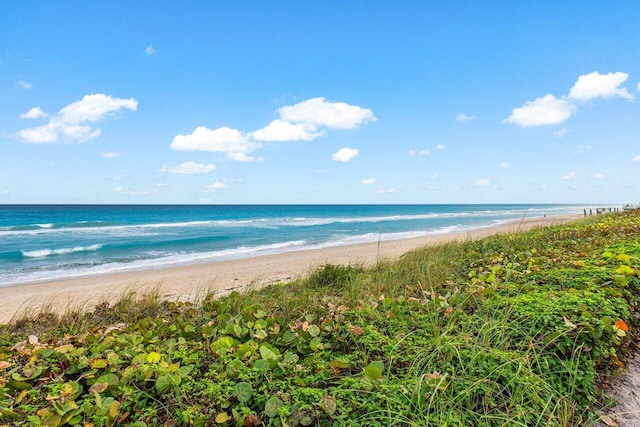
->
<box><xmin>0</xmin><ymin>204</ymin><xmax>591</xmax><ymax>287</ymax></box>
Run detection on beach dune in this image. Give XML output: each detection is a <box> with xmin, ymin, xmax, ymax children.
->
<box><xmin>0</xmin><ymin>214</ymin><xmax>580</xmax><ymax>324</ymax></box>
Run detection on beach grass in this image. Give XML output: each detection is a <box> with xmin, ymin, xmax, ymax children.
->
<box><xmin>1</xmin><ymin>211</ymin><xmax>639</xmax><ymax>426</ymax></box>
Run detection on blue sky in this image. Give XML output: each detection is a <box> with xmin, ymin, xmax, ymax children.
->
<box><xmin>1</xmin><ymin>1</ymin><xmax>639</xmax><ymax>204</ymax></box>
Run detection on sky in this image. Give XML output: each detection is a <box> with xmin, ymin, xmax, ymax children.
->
<box><xmin>1</xmin><ymin>1</ymin><xmax>639</xmax><ymax>205</ymax></box>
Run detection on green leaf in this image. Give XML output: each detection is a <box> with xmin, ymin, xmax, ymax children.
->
<box><xmin>309</xmin><ymin>337</ymin><xmax>324</xmax><ymax>352</ymax></box>
<box><xmin>233</xmin><ymin>382</ymin><xmax>253</xmax><ymax>403</ymax></box>
<box><xmin>155</xmin><ymin>375</ymin><xmax>171</xmax><ymax>394</ymax></box>
<box><xmin>7</xmin><ymin>379</ymin><xmax>32</xmax><ymax>390</ymax></box>
<box><xmin>259</xmin><ymin>344</ymin><xmax>280</xmax><ymax>361</ymax></box>
<box><xmin>264</xmin><ymin>396</ymin><xmax>283</xmax><ymax>417</ymax></box>
<box><xmin>92</xmin><ymin>373</ymin><xmax>119</xmax><ymax>393</ymax></box>
<box><xmin>329</xmin><ymin>359</ymin><xmax>348</xmax><ymax>369</ymax></box>
<box><xmin>308</xmin><ymin>324</ymin><xmax>321</xmax><ymax>337</ymax></box>
<box><xmin>253</xmin><ymin>359</ymin><xmax>270</xmax><ymax>372</ymax></box>
<box><xmin>363</xmin><ymin>361</ymin><xmax>384</xmax><ymax>381</ymax></box>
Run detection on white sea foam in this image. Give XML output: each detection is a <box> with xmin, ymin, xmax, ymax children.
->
<box><xmin>21</xmin><ymin>244</ymin><xmax>103</xmax><ymax>258</ymax></box>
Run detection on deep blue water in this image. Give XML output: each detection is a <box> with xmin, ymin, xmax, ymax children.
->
<box><xmin>0</xmin><ymin>204</ymin><xmax>591</xmax><ymax>287</ymax></box>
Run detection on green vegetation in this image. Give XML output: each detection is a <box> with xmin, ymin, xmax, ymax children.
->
<box><xmin>1</xmin><ymin>211</ymin><xmax>639</xmax><ymax>426</ymax></box>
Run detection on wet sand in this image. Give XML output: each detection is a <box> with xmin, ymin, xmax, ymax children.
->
<box><xmin>0</xmin><ymin>214</ymin><xmax>581</xmax><ymax>324</ymax></box>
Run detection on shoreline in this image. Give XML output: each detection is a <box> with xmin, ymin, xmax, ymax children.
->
<box><xmin>0</xmin><ymin>214</ymin><xmax>581</xmax><ymax>324</ymax></box>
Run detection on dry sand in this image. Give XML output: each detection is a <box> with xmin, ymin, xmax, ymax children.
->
<box><xmin>0</xmin><ymin>214</ymin><xmax>581</xmax><ymax>324</ymax></box>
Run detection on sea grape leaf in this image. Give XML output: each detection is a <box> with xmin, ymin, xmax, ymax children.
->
<box><xmin>264</xmin><ymin>396</ymin><xmax>283</xmax><ymax>418</ymax></box>
<box><xmin>233</xmin><ymin>382</ymin><xmax>253</xmax><ymax>403</ymax></box>
<box><xmin>215</xmin><ymin>412</ymin><xmax>230</xmax><ymax>423</ymax></box>
<box><xmin>363</xmin><ymin>361</ymin><xmax>384</xmax><ymax>381</ymax></box>
<box><xmin>308</xmin><ymin>324</ymin><xmax>321</xmax><ymax>337</ymax></box>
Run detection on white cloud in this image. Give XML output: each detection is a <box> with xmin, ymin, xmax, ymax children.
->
<box><xmin>553</xmin><ymin>128</ymin><xmax>570</xmax><ymax>138</ymax></box>
<box><xmin>332</xmin><ymin>147</ymin><xmax>359</xmax><ymax>163</ymax></box>
<box><xmin>633</xmin><ymin>155</ymin><xmax>640</xmax><ymax>162</ymax></box>
<box><xmin>17</xmin><ymin>80</ymin><xmax>33</xmax><ymax>89</ymax></box>
<box><xmin>430</xmin><ymin>174</ymin><xmax>438</xmax><ymax>180</ymax></box>
<box><xmin>637</xmin><ymin>82</ymin><xmax>640</xmax><ymax>92</ymax></box>
<box><xmin>101</xmin><ymin>152</ymin><xmax>121</xmax><ymax>158</ymax></box>
<box><xmin>594</xmin><ymin>173</ymin><xmax>605</xmax><ymax>179</ymax></box>
<box><xmin>475</xmin><ymin>179</ymin><xmax>490</xmax><ymax>187</ymax></box>
<box><xmin>456</xmin><ymin>113</ymin><xmax>473</xmax><ymax>123</ymax></box>
<box><xmin>251</xmin><ymin>119</ymin><xmax>324</xmax><ymax>142</ymax></box>
<box><xmin>573</xmin><ymin>145</ymin><xmax>592</xmax><ymax>155</ymax></box>
<box><xmin>409</xmin><ymin>149</ymin><xmax>429</xmax><ymax>156</ymax></box>
<box><xmin>408</xmin><ymin>149</ymin><xmax>416</xmax><ymax>156</ymax></box>
<box><xmin>162</xmin><ymin>161</ymin><xmax>216</xmax><ymax>174</ymax></box>
<box><xmin>58</xmin><ymin>94</ymin><xmax>137</xmax><ymax>124</ymax></box>
<box><xmin>0</xmin><ymin>190</ymin><xmax>8</xmax><ymax>195</ymax></box>
<box><xmin>562</xmin><ymin>171</ymin><xmax>576</xmax><ymax>180</ymax></box>
<box><xmin>171</xmin><ymin>126</ymin><xmax>261</xmax><ymax>161</ymax></box>
<box><xmin>173</xmin><ymin>98</ymin><xmax>375</xmax><ymax>160</ymax></box>
<box><xmin>278</xmin><ymin>97</ymin><xmax>376</xmax><ymax>129</ymax></box>
<box><xmin>202</xmin><ymin>179</ymin><xmax>235</xmax><ymax>193</ymax></box>
<box><xmin>419</xmin><ymin>149</ymin><xmax>430</xmax><ymax>156</ymax></box>
<box><xmin>568</xmin><ymin>71</ymin><xmax>633</xmax><ymax>102</ymax></box>
<box><xmin>499</xmin><ymin>162</ymin><xmax>510</xmax><ymax>169</ymax></box>
<box><xmin>376</xmin><ymin>188</ymin><xmax>398</xmax><ymax>194</ymax></box>
<box><xmin>145</xmin><ymin>45</ymin><xmax>155</xmax><ymax>55</ymax></box>
<box><xmin>18</xmin><ymin>94</ymin><xmax>138</xmax><ymax>144</ymax></box>
<box><xmin>506</xmin><ymin>71</ymin><xmax>633</xmax><ymax>129</ymax></box>
<box><xmin>113</xmin><ymin>186</ymin><xmax>158</xmax><ymax>196</ymax></box>
<box><xmin>20</xmin><ymin>107</ymin><xmax>48</xmax><ymax>119</ymax></box>
<box><xmin>436</xmin><ymin>144</ymin><xmax>446</xmax><ymax>150</ymax></box>
<box><xmin>504</xmin><ymin>94</ymin><xmax>576</xmax><ymax>127</ymax></box>
<box><xmin>361</xmin><ymin>178</ymin><xmax>376</xmax><ymax>185</ymax></box>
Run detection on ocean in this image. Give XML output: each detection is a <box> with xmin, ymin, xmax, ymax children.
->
<box><xmin>0</xmin><ymin>204</ymin><xmax>592</xmax><ymax>287</ymax></box>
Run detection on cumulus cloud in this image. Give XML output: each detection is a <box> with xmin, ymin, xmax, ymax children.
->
<box><xmin>201</xmin><ymin>178</ymin><xmax>239</xmax><ymax>193</ymax></box>
<box><xmin>504</xmin><ymin>94</ymin><xmax>576</xmax><ymax>127</ymax></box>
<box><xmin>18</xmin><ymin>94</ymin><xmax>138</xmax><ymax>144</ymax></box>
<box><xmin>376</xmin><ymin>188</ymin><xmax>398</xmax><ymax>194</ymax></box>
<box><xmin>145</xmin><ymin>45</ymin><xmax>155</xmax><ymax>55</ymax></box>
<box><xmin>409</xmin><ymin>149</ymin><xmax>430</xmax><ymax>156</ymax></box>
<box><xmin>332</xmin><ymin>147</ymin><xmax>359</xmax><ymax>163</ymax></box>
<box><xmin>562</xmin><ymin>171</ymin><xmax>576</xmax><ymax>180</ymax></box>
<box><xmin>17</xmin><ymin>80</ymin><xmax>33</xmax><ymax>89</ymax></box>
<box><xmin>162</xmin><ymin>161</ymin><xmax>216</xmax><ymax>174</ymax></box>
<box><xmin>251</xmin><ymin>119</ymin><xmax>324</xmax><ymax>142</ymax></box>
<box><xmin>568</xmin><ymin>71</ymin><xmax>633</xmax><ymax>102</ymax></box>
<box><xmin>361</xmin><ymin>178</ymin><xmax>376</xmax><ymax>185</ymax></box>
<box><xmin>505</xmin><ymin>71</ymin><xmax>633</xmax><ymax>128</ymax></box>
<box><xmin>436</xmin><ymin>144</ymin><xmax>446</xmax><ymax>150</ymax></box>
<box><xmin>20</xmin><ymin>107</ymin><xmax>48</xmax><ymax>119</ymax></box>
<box><xmin>172</xmin><ymin>98</ymin><xmax>375</xmax><ymax>159</ymax></box>
<box><xmin>475</xmin><ymin>179</ymin><xmax>490</xmax><ymax>187</ymax></box>
<box><xmin>171</xmin><ymin>126</ymin><xmax>260</xmax><ymax>161</ymax></box>
<box><xmin>499</xmin><ymin>162</ymin><xmax>510</xmax><ymax>169</ymax></box>
<box><xmin>456</xmin><ymin>113</ymin><xmax>473</xmax><ymax>123</ymax></box>
<box><xmin>278</xmin><ymin>97</ymin><xmax>376</xmax><ymax>129</ymax></box>
<box><xmin>101</xmin><ymin>152</ymin><xmax>121</xmax><ymax>158</ymax></box>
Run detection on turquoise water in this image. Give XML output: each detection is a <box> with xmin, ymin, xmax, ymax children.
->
<box><xmin>0</xmin><ymin>204</ymin><xmax>590</xmax><ymax>286</ymax></box>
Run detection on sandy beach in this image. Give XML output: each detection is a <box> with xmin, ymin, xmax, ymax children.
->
<box><xmin>0</xmin><ymin>214</ymin><xmax>581</xmax><ymax>324</ymax></box>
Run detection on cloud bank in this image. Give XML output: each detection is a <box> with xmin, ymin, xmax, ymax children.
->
<box><xmin>18</xmin><ymin>94</ymin><xmax>138</xmax><ymax>143</ymax></box>
<box><xmin>171</xmin><ymin>98</ymin><xmax>375</xmax><ymax>161</ymax></box>
<box><xmin>504</xmin><ymin>71</ymin><xmax>633</xmax><ymax>127</ymax></box>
